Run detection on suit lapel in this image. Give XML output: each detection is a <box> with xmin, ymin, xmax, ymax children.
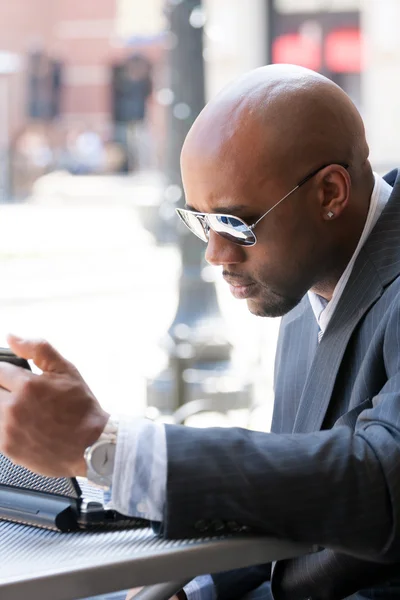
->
<box><xmin>271</xmin><ymin>297</ymin><xmax>319</xmax><ymax>433</ymax></box>
<box><xmin>292</xmin><ymin>253</ymin><xmax>383</xmax><ymax>433</ymax></box>
<box><xmin>292</xmin><ymin>168</ymin><xmax>400</xmax><ymax>434</ymax></box>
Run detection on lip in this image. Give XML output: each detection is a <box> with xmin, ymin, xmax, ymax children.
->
<box><xmin>225</xmin><ymin>280</ymin><xmax>257</xmax><ymax>299</ymax></box>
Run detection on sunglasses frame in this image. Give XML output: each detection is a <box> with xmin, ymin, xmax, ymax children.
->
<box><xmin>176</xmin><ymin>162</ymin><xmax>349</xmax><ymax>247</ymax></box>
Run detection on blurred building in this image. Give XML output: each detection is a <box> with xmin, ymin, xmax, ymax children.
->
<box><xmin>0</xmin><ymin>0</ymin><xmax>165</xmax><ymax>137</ymax></box>
<box><xmin>0</xmin><ymin>0</ymin><xmax>166</xmax><ymax>197</ymax></box>
<box><xmin>269</xmin><ymin>0</ymin><xmax>362</xmax><ymax>108</ymax></box>
<box><xmin>203</xmin><ymin>0</ymin><xmax>268</xmax><ymax>99</ymax></box>
<box><xmin>0</xmin><ymin>0</ymin><xmax>400</xmax><ymax>198</ymax></box>
<box><xmin>0</xmin><ymin>0</ymin><xmax>365</xmax><ymax>148</ymax></box>
<box><xmin>205</xmin><ymin>0</ymin><xmax>400</xmax><ymax>170</ymax></box>
<box><xmin>361</xmin><ymin>0</ymin><xmax>400</xmax><ymax>171</ymax></box>
<box><xmin>204</xmin><ymin>1</ymin><xmax>362</xmax><ymax>102</ymax></box>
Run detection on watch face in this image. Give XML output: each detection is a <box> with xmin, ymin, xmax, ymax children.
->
<box><xmin>91</xmin><ymin>442</ymin><xmax>116</xmax><ymax>477</ymax></box>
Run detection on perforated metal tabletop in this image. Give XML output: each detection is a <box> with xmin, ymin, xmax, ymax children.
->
<box><xmin>0</xmin><ymin>520</ymin><xmax>311</xmax><ymax>600</ymax></box>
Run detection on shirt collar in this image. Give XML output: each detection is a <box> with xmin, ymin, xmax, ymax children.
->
<box><xmin>308</xmin><ymin>172</ymin><xmax>393</xmax><ymax>333</ymax></box>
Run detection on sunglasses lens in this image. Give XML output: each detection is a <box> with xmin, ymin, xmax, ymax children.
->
<box><xmin>209</xmin><ymin>214</ymin><xmax>256</xmax><ymax>246</ymax></box>
<box><xmin>176</xmin><ymin>208</ymin><xmax>208</xmax><ymax>242</ymax></box>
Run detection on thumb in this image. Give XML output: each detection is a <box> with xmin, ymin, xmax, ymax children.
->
<box><xmin>7</xmin><ymin>334</ymin><xmax>70</xmax><ymax>373</ymax></box>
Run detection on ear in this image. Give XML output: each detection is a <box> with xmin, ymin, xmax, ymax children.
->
<box><xmin>316</xmin><ymin>164</ymin><xmax>351</xmax><ymax>222</ymax></box>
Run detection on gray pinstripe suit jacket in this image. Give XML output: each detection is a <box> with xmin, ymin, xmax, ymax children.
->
<box><xmin>165</xmin><ymin>168</ymin><xmax>400</xmax><ymax>599</ymax></box>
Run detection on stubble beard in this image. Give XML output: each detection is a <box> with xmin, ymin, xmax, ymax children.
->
<box><xmin>246</xmin><ymin>288</ymin><xmax>302</xmax><ymax>318</ymax></box>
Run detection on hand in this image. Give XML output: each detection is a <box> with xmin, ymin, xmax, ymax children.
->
<box><xmin>0</xmin><ymin>334</ymin><xmax>109</xmax><ymax>478</ymax></box>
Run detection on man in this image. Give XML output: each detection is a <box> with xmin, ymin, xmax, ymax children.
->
<box><xmin>1</xmin><ymin>64</ymin><xmax>400</xmax><ymax>599</ymax></box>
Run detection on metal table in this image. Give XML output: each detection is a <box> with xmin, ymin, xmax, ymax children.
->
<box><xmin>0</xmin><ymin>521</ymin><xmax>310</xmax><ymax>600</ymax></box>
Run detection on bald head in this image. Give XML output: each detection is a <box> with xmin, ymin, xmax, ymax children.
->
<box><xmin>179</xmin><ymin>65</ymin><xmax>375</xmax><ymax>318</ymax></box>
<box><xmin>182</xmin><ymin>64</ymin><xmax>369</xmax><ymax>186</ymax></box>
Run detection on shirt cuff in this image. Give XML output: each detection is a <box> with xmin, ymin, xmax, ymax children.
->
<box><xmin>183</xmin><ymin>575</ymin><xmax>216</xmax><ymax>600</ymax></box>
<box><xmin>110</xmin><ymin>416</ymin><xmax>167</xmax><ymax>522</ymax></box>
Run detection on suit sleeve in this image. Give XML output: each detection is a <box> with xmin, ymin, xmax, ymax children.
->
<box><xmin>162</xmin><ymin>304</ymin><xmax>400</xmax><ymax>563</ymax></box>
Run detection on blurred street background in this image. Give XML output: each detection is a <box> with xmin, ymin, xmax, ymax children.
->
<box><xmin>0</xmin><ymin>0</ymin><xmax>397</xmax><ymax>430</ymax></box>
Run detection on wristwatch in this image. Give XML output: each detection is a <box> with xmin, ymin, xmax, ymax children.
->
<box><xmin>84</xmin><ymin>416</ymin><xmax>119</xmax><ymax>489</ymax></box>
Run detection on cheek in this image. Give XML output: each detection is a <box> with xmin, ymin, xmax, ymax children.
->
<box><xmin>251</xmin><ymin>237</ymin><xmax>313</xmax><ymax>289</ymax></box>
<box><xmin>253</xmin><ymin>236</ymin><xmax>293</xmax><ymax>269</ymax></box>
<box><xmin>250</xmin><ymin>209</ymin><xmax>320</xmax><ymax>280</ymax></box>
<box><xmin>274</xmin><ymin>210</ymin><xmax>320</xmax><ymax>262</ymax></box>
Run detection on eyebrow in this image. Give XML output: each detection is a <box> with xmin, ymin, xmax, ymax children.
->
<box><xmin>184</xmin><ymin>203</ymin><xmax>251</xmax><ymax>215</ymax></box>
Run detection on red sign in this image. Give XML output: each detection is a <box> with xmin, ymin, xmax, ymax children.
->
<box><xmin>325</xmin><ymin>28</ymin><xmax>362</xmax><ymax>73</ymax></box>
<box><xmin>272</xmin><ymin>33</ymin><xmax>322</xmax><ymax>71</ymax></box>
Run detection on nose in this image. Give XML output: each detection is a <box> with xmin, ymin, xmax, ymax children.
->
<box><xmin>205</xmin><ymin>229</ymin><xmax>246</xmax><ymax>266</ymax></box>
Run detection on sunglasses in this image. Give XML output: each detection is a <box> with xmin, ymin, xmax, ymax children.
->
<box><xmin>176</xmin><ymin>162</ymin><xmax>349</xmax><ymax>247</ymax></box>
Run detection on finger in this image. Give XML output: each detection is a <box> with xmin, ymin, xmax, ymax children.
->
<box><xmin>0</xmin><ymin>361</ymin><xmax>32</xmax><ymax>393</ymax></box>
<box><xmin>7</xmin><ymin>334</ymin><xmax>71</xmax><ymax>374</ymax></box>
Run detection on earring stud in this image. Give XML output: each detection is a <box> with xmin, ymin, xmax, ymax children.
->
<box><xmin>327</xmin><ymin>211</ymin><xmax>334</xmax><ymax>219</ymax></box>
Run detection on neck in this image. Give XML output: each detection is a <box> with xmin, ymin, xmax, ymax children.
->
<box><xmin>311</xmin><ymin>172</ymin><xmax>375</xmax><ymax>301</ymax></box>
<box><xmin>312</xmin><ymin>223</ymin><xmax>368</xmax><ymax>302</ymax></box>
<box><xmin>311</xmin><ymin>267</ymin><xmax>346</xmax><ymax>302</ymax></box>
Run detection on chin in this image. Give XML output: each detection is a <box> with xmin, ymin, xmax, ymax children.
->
<box><xmin>246</xmin><ymin>294</ymin><xmax>301</xmax><ymax>318</ymax></box>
